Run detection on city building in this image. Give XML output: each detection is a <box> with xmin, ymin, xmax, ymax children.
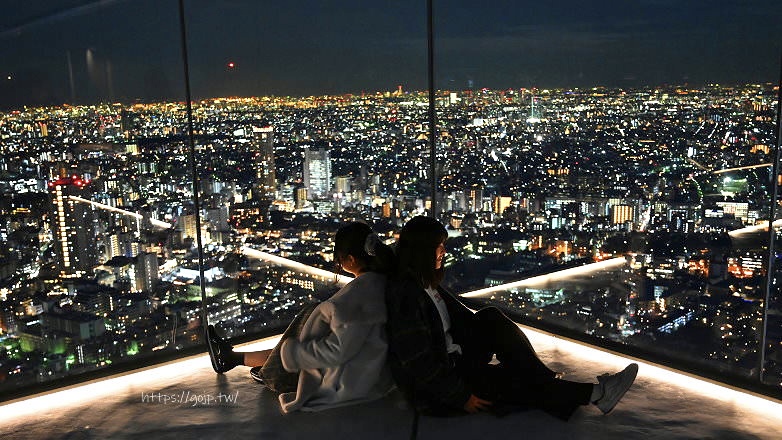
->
<box><xmin>134</xmin><ymin>252</ymin><xmax>159</xmax><ymax>293</ymax></box>
<box><xmin>252</xmin><ymin>126</ymin><xmax>276</xmax><ymax>199</ymax></box>
<box><xmin>303</xmin><ymin>147</ymin><xmax>332</xmax><ymax>200</ymax></box>
<box><xmin>48</xmin><ymin>175</ymin><xmax>98</xmax><ymax>279</ymax></box>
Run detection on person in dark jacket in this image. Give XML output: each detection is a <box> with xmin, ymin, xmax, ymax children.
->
<box><xmin>385</xmin><ymin>216</ymin><xmax>637</xmax><ymax>420</ymax></box>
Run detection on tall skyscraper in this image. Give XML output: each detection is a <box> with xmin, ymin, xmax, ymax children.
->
<box><xmin>252</xmin><ymin>126</ymin><xmax>276</xmax><ymax>199</ymax></box>
<box><xmin>49</xmin><ymin>175</ymin><xmax>97</xmax><ymax>279</ymax></box>
<box><xmin>134</xmin><ymin>252</ymin><xmax>159</xmax><ymax>293</ymax></box>
<box><xmin>303</xmin><ymin>147</ymin><xmax>332</xmax><ymax>200</ymax></box>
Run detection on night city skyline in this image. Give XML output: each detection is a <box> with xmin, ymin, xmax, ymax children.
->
<box><xmin>2</xmin><ymin>0</ymin><xmax>782</xmax><ymax>110</ymax></box>
<box><xmin>2</xmin><ymin>81</ymin><xmax>782</xmax><ymax>397</ymax></box>
<box><xmin>2</xmin><ymin>0</ymin><xmax>782</xmax><ymax>409</ymax></box>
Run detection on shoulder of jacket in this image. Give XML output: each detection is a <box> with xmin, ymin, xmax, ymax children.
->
<box><xmin>327</xmin><ymin>273</ymin><xmax>386</xmax><ymax>315</ymax></box>
<box><xmin>333</xmin><ymin>272</ymin><xmax>385</xmax><ymax>297</ymax></box>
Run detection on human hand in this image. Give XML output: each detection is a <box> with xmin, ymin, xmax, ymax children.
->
<box><xmin>463</xmin><ymin>394</ymin><xmax>492</xmax><ymax>413</ymax></box>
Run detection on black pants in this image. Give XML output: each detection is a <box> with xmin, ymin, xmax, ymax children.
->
<box><xmin>456</xmin><ymin>307</ymin><xmax>593</xmax><ymax>420</ymax></box>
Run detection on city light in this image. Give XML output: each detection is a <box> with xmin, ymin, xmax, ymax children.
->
<box><xmin>2</xmin><ymin>2</ymin><xmax>782</xmax><ymax>438</ymax></box>
<box><xmin>241</xmin><ymin>247</ymin><xmax>351</xmax><ymax>286</ymax></box>
<box><xmin>462</xmin><ymin>258</ymin><xmax>627</xmax><ymax>298</ymax></box>
<box><xmin>68</xmin><ymin>195</ymin><xmax>172</xmax><ymax>229</ymax></box>
<box><xmin>1</xmin><ymin>82</ymin><xmax>781</xmax><ymax>407</ymax></box>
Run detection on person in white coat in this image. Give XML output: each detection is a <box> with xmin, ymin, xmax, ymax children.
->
<box><xmin>207</xmin><ymin>222</ymin><xmax>395</xmax><ymax>413</ymax></box>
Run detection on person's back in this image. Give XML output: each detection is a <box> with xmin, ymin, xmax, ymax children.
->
<box><xmin>385</xmin><ymin>271</ymin><xmax>476</xmax><ymax>415</ymax></box>
<box><xmin>207</xmin><ymin>222</ymin><xmax>397</xmax><ymax>413</ymax></box>
<box><xmin>279</xmin><ymin>271</ymin><xmax>393</xmax><ymax>412</ymax></box>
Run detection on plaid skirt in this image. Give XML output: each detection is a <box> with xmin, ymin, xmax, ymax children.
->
<box><xmin>258</xmin><ymin>303</ymin><xmax>318</xmax><ymax>394</ymax></box>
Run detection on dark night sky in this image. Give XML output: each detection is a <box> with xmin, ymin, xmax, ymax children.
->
<box><xmin>2</xmin><ymin>0</ymin><xmax>782</xmax><ymax>110</ymax></box>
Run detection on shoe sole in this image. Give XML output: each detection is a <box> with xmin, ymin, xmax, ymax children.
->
<box><xmin>250</xmin><ymin>366</ymin><xmax>265</xmax><ymax>384</ymax></box>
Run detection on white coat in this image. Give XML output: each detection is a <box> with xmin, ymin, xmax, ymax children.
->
<box><xmin>278</xmin><ymin>271</ymin><xmax>394</xmax><ymax>412</ymax></box>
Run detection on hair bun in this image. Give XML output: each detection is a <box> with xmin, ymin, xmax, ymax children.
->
<box><xmin>364</xmin><ymin>233</ymin><xmax>380</xmax><ymax>256</ymax></box>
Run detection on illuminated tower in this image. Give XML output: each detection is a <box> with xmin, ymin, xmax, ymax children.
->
<box><xmin>49</xmin><ymin>175</ymin><xmax>97</xmax><ymax>279</ymax></box>
<box><xmin>303</xmin><ymin>147</ymin><xmax>332</xmax><ymax>200</ymax></box>
<box><xmin>252</xmin><ymin>126</ymin><xmax>276</xmax><ymax>199</ymax></box>
<box><xmin>527</xmin><ymin>95</ymin><xmax>541</xmax><ymax>123</ymax></box>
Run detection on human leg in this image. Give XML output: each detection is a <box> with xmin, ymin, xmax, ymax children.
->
<box><xmin>461</xmin><ymin>361</ymin><xmax>593</xmax><ymax>420</ymax></box>
<box><xmin>207</xmin><ymin>303</ymin><xmax>317</xmax><ymax>376</ymax></box>
<box><xmin>462</xmin><ymin>308</ymin><xmax>638</xmax><ymax>418</ymax></box>
<box><xmin>207</xmin><ymin>329</ymin><xmax>270</xmax><ymax>372</ymax></box>
<box><xmin>255</xmin><ymin>303</ymin><xmax>319</xmax><ymax>393</ymax></box>
<box><xmin>470</xmin><ymin>307</ymin><xmax>555</xmax><ymax>378</ymax></box>
<box><xmin>243</xmin><ymin>350</ymin><xmax>272</xmax><ymax>367</ymax></box>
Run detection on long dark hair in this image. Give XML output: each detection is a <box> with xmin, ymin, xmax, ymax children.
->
<box><xmin>396</xmin><ymin>216</ymin><xmax>448</xmax><ymax>288</ymax></box>
<box><xmin>334</xmin><ymin>222</ymin><xmax>394</xmax><ymax>275</ymax></box>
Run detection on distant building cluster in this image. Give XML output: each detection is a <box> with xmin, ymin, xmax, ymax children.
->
<box><xmin>0</xmin><ymin>83</ymin><xmax>780</xmax><ymax>393</ymax></box>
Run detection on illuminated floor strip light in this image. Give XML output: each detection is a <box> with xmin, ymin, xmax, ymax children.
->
<box><xmin>520</xmin><ymin>323</ymin><xmax>782</xmax><ymax>420</ymax></box>
<box><xmin>3</xmin><ymin>328</ymin><xmax>781</xmax><ymax>427</ymax></box>
<box><xmin>461</xmin><ymin>257</ymin><xmax>627</xmax><ymax>298</ymax></box>
<box><xmin>0</xmin><ymin>335</ymin><xmax>283</xmax><ymax>423</ymax></box>
<box><xmin>1</xmin><ymin>250</ymin><xmax>342</xmax><ymax>422</ymax></box>
<box><xmin>239</xmin><ymin>250</ymin><xmax>782</xmax><ymax>418</ymax></box>
<box><xmin>4</xmin><ymin>252</ymin><xmax>780</xmax><ymax>427</ymax></box>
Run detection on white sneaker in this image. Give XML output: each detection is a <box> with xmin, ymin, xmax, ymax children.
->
<box><xmin>594</xmin><ymin>363</ymin><xmax>638</xmax><ymax>414</ymax></box>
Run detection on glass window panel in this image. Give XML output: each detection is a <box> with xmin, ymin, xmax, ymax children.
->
<box><xmin>434</xmin><ymin>1</ymin><xmax>782</xmax><ymax>396</ymax></box>
<box><xmin>183</xmin><ymin>1</ymin><xmax>427</xmax><ymax>339</ymax></box>
<box><xmin>0</xmin><ymin>0</ymin><xmax>188</xmax><ymax>398</ymax></box>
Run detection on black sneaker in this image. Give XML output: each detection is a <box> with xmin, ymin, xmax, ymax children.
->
<box><xmin>207</xmin><ymin>325</ymin><xmax>237</xmax><ymax>374</ymax></box>
<box><xmin>250</xmin><ymin>366</ymin><xmax>265</xmax><ymax>384</ymax></box>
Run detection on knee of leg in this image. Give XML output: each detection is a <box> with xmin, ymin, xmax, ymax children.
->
<box><xmin>477</xmin><ymin>306</ymin><xmax>505</xmax><ymax>321</ymax></box>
